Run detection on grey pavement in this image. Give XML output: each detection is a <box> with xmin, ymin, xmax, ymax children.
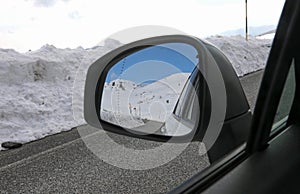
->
<box><xmin>0</xmin><ymin>126</ymin><xmax>209</xmax><ymax>193</ymax></box>
<box><xmin>0</xmin><ymin>70</ymin><xmax>263</xmax><ymax>194</ymax></box>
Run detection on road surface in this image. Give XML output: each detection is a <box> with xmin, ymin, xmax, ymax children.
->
<box><xmin>0</xmin><ymin>71</ymin><xmax>264</xmax><ymax>193</ymax></box>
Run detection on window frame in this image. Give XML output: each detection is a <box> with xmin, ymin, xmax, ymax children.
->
<box><xmin>170</xmin><ymin>0</ymin><xmax>300</xmax><ymax>193</ymax></box>
<box><xmin>270</xmin><ymin>61</ymin><xmax>296</xmax><ymax>138</ymax></box>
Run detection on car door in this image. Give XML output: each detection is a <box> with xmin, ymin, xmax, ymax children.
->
<box><xmin>171</xmin><ymin>0</ymin><xmax>300</xmax><ymax>193</ymax></box>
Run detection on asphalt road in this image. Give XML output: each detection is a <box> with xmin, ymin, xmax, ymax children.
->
<box><xmin>0</xmin><ymin>71</ymin><xmax>264</xmax><ymax>194</ymax></box>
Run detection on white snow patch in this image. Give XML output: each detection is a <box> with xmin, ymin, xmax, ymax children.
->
<box><xmin>0</xmin><ymin>36</ymin><xmax>272</xmax><ymax>149</ymax></box>
<box><xmin>256</xmin><ymin>33</ymin><xmax>275</xmax><ymax>40</ymax></box>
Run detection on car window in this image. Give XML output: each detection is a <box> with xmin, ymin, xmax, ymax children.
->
<box><xmin>174</xmin><ymin>68</ymin><xmax>200</xmax><ymax>124</ymax></box>
<box><xmin>272</xmin><ymin>60</ymin><xmax>296</xmax><ymax>131</ymax></box>
<box><xmin>0</xmin><ymin>0</ymin><xmax>287</xmax><ymax>193</ymax></box>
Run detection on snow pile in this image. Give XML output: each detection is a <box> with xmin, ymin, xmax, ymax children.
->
<box><xmin>206</xmin><ymin>35</ymin><xmax>272</xmax><ymax>76</ymax></box>
<box><xmin>0</xmin><ymin>39</ymin><xmax>121</xmax><ymax>148</ymax></box>
<box><xmin>0</xmin><ymin>36</ymin><xmax>272</xmax><ymax>148</ymax></box>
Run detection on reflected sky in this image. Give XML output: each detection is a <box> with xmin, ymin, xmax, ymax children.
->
<box><xmin>105</xmin><ymin>43</ymin><xmax>198</xmax><ymax>83</ymax></box>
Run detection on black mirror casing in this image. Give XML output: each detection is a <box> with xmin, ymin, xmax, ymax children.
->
<box><xmin>85</xmin><ymin>35</ymin><xmax>207</xmax><ymax>142</ymax></box>
<box><xmin>84</xmin><ymin>35</ymin><xmax>251</xmax><ymax>161</ymax></box>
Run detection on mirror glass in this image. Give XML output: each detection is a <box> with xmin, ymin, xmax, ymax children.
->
<box><xmin>100</xmin><ymin>43</ymin><xmax>200</xmax><ymax>136</ymax></box>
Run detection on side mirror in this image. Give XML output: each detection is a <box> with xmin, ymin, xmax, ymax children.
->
<box><xmin>84</xmin><ymin>35</ymin><xmax>251</xmax><ymax>162</ymax></box>
<box><xmin>100</xmin><ymin>42</ymin><xmax>200</xmax><ymax>136</ymax></box>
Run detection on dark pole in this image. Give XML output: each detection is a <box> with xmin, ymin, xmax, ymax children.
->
<box><xmin>245</xmin><ymin>0</ymin><xmax>248</xmax><ymax>41</ymax></box>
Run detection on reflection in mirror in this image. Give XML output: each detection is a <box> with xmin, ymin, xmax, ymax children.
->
<box><xmin>100</xmin><ymin>43</ymin><xmax>200</xmax><ymax>137</ymax></box>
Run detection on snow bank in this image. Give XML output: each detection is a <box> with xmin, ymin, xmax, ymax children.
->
<box><xmin>0</xmin><ymin>39</ymin><xmax>121</xmax><ymax>149</ymax></box>
<box><xmin>205</xmin><ymin>35</ymin><xmax>272</xmax><ymax>76</ymax></box>
<box><xmin>0</xmin><ymin>36</ymin><xmax>272</xmax><ymax>148</ymax></box>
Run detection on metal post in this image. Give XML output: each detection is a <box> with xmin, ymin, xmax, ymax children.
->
<box><xmin>245</xmin><ymin>0</ymin><xmax>248</xmax><ymax>41</ymax></box>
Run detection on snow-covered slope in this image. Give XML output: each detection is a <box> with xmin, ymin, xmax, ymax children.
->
<box><xmin>0</xmin><ymin>36</ymin><xmax>272</xmax><ymax>149</ymax></box>
<box><xmin>100</xmin><ymin>73</ymin><xmax>189</xmax><ymax>128</ymax></box>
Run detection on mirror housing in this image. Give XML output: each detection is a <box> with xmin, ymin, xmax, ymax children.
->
<box><xmin>84</xmin><ymin>35</ymin><xmax>251</xmax><ymax>161</ymax></box>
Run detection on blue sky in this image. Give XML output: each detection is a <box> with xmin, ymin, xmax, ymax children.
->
<box><xmin>105</xmin><ymin>43</ymin><xmax>197</xmax><ymax>83</ymax></box>
<box><xmin>0</xmin><ymin>0</ymin><xmax>285</xmax><ymax>52</ymax></box>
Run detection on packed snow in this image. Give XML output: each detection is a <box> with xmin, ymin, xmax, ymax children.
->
<box><xmin>0</xmin><ymin>35</ymin><xmax>272</xmax><ymax>149</ymax></box>
<box><xmin>0</xmin><ymin>39</ymin><xmax>121</xmax><ymax>149</ymax></box>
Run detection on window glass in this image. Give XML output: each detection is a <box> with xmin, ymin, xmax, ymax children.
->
<box><xmin>174</xmin><ymin>68</ymin><xmax>200</xmax><ymax>124</ymax></box>
<box><xmin>272</xmin><ymin>60</ymin><xmax>296</xmax><ymax>131</ymax></box>
<box><xmin>101</xmin><ymin>43</ymin><xmax>199</xmax><ymax>136</ymax></box>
